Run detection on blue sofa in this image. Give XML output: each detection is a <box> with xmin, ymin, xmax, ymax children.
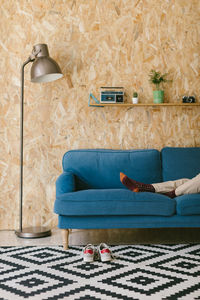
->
<box><xmin>54</xmin><ymin>147</ymin><xmax>200</xmax><ymax>249</ymax></box>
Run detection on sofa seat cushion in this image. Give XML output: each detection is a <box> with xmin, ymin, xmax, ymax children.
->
<box><xmin>176</xmin><ymin>194</ymin><xmax>200</xmax><ymax>215</ymax></box>
<box><xmin>54</xmin><ymin>189</ymin><xmax>176</xmax><ymax>216</ymax></box>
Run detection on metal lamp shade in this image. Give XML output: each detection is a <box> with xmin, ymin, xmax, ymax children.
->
<box><xmin>30</xmin><ymin>43</ymin><xmax>63</xmax><ymax>83</ymax></box>
<box><xmin>31</xmin><ymin>57</ymin><xmax>63</xmax><ymax>83</ymax></box>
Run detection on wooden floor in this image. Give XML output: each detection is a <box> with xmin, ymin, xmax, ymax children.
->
<box><xmin>1</xmin><ymin>227</ymin><xmax>200</xmax><ymax>247</ymax></box>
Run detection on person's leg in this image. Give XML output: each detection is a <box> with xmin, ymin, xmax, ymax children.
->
<box><xmin>153</xmin><ymin>178</ymin><xmax>189</xmax><ymax>198</ymax></box>
<box><xmin>120</xmin><ymin>172</ymin><xmax>189</xmax><ymax>198</ymax></box>
<box><xmin>153</xmin><ymin>178</ymin><xmax>189</xmax><ymax>193</ymax></box>
<box><xmin>175</xmin><ymin>173</ymin><xmax>200</xmax><ymax>196</ymax></box>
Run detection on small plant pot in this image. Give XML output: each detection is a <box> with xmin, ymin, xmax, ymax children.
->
<box><xmin>132</xmin><ymin>97</ymin><xmax>138</xmax><ymax>104</ymax></box>
<box><xmin>153</xmin><ymin>90</ymin><xmax>164</xmax><ymax>103</ymax></box>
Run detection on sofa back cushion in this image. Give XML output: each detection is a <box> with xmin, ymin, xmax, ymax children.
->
<box><xmin>162</xmin><ymin>147</ymin><xmax>200</xmax><ymax>181</ymax></box>
<box><xmin>62</xmin><ymin>149</ymin><xmax>162</xmax><ymax>190</ymax></box>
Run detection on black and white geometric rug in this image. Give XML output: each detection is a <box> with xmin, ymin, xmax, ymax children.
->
<box><xmin>0</xmin><ymin>244</ymin><xmax>200</xmax><ymax>300</ymax></box>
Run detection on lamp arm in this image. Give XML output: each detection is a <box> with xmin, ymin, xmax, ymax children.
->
<box><xmin>19</xmin><ymin>57</ymin><xmax>32</xmax><ymax>231</ymax></box>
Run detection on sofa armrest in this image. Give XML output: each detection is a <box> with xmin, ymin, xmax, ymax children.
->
<box><xmin>56</xmin><ymin>172</ymin><xmax>75</xmax><ymax>197</ymax></box>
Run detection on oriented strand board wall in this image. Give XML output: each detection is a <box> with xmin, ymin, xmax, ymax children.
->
<box><xmin>0</xmin><ymin>0</ymin><xmax>200</xmax><ymax>229</ymax></box>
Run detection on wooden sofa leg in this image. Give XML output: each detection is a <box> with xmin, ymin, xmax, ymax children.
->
<box><xmin>62</xmin><ymin>229</ymin><xmax>69</xmax><ymax>250</ymax></box>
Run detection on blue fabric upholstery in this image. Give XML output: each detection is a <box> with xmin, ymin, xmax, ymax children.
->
<box><xmin>54</xmin><ymin>189</ymin><xmax>175</xmax><ymax>216</ymax></box>
<box><xmin>62</xmin><ymin>149</ymin><xmax>162</xmax><ymax>190</ymax></box>
<box><xmin>176</xmin><ymin>194</ymin><xmax>200</xmax><ymax>215</ymax></box>
<box><xmin>58</xmin><ymin>215</ymin><xmax>200</xmax><ymax>229</ymax></box>
<box><xmin>56</xmin><ymin>172</ymin><xmax>75</xmax><ymax>197</ymax></box>
<box><xmin>162</xmin><ymin>147</ymin><xmax>200</xmax><ymax>181</ymax></box>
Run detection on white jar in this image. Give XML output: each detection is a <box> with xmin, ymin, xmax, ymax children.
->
<box><xmin>132</xmin><ymin>97</ymin><xmax>138</xmax><ymax>104</ymax></box>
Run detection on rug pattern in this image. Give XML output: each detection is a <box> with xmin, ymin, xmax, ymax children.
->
<box><xmin>0</xmin><ymin>244</ymin><xmax>200</xmax><ymax>300</ymax></box>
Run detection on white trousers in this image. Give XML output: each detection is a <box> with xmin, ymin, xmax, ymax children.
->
<box><xmin>152</xmin><ymin>173</ymin><xmax>200</xmax><ymax>196</ymax></box>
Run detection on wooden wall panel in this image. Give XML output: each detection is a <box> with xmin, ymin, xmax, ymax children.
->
<box><xmin>0</xmin><ymin>0</ymin><xmax>200</xmax><ymax>229</ymax></box>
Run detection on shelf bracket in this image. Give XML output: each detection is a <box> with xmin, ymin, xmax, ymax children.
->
<box><xmin>88</xmin><ymin>93</ymin><xmax>104</xmax><ymax>107</ymax></box>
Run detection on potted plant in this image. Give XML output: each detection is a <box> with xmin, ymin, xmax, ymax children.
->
<box><xmin>149</xmin><ymin>70</ymin><xmax>171</xmax><ymax>103</ymax></box>
<box><xmin>132</xmin><ymin>92</ymin><xmax>138</xmax><ymax>104</ymax></box>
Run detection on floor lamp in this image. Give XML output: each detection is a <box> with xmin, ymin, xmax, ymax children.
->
<box><xmin>15</xmin><ymin>44</ymin><xmax>63</xmax><ymax>238</ymax></box>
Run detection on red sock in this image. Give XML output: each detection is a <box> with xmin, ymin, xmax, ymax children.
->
<box><xmin>161</xmin><ymin>190</ymin><xmax>176</xmax><ymax>198</ymax></box>
<box><xmin>120</xmin><ymin>172</ymin><xmax>155</xmax><ymax>193</ymax></box>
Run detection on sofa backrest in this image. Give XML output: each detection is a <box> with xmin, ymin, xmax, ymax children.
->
<box><xmin>62</xmin><ymin>149</ymin><xmax>162</xmax><ymax>190</ymax></box>
<box><xmin>162</xmin><ymin>147</ymin><xmax>200</xmax><ymax>181</ymax></box>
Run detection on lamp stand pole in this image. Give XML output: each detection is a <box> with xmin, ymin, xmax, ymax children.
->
<box><xmin>15</xmin><ymin>58</ymin><xmax>51</xmax><ymax>238</ymax></box>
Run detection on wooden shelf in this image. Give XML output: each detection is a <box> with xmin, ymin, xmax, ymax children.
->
<box><xmin>89</xmin><ymin>103</ymin><xmax>200</xmax><ymax>107</ymax></box>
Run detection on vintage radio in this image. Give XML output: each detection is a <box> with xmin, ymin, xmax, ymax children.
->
<box><xmin>100</xmin><ymin>87</ymin><xmax>124</xmax><ymax>103</ymax></box>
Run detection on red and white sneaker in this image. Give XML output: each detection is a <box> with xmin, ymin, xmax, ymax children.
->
<box><xmin>82</xmin><ymin>244</ymin><xmax>95</xmax><ymax>262</ymax></box>
<box><xmin>97</xmin><ymin>243</ymin><xmax>112</xmax><ymax>262</ymax></box>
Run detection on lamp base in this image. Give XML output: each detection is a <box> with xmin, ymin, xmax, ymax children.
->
<box><xmin>15</xmin><ymin>226</ymin><xmax>51</xmax><ymax>239</ymax></box>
